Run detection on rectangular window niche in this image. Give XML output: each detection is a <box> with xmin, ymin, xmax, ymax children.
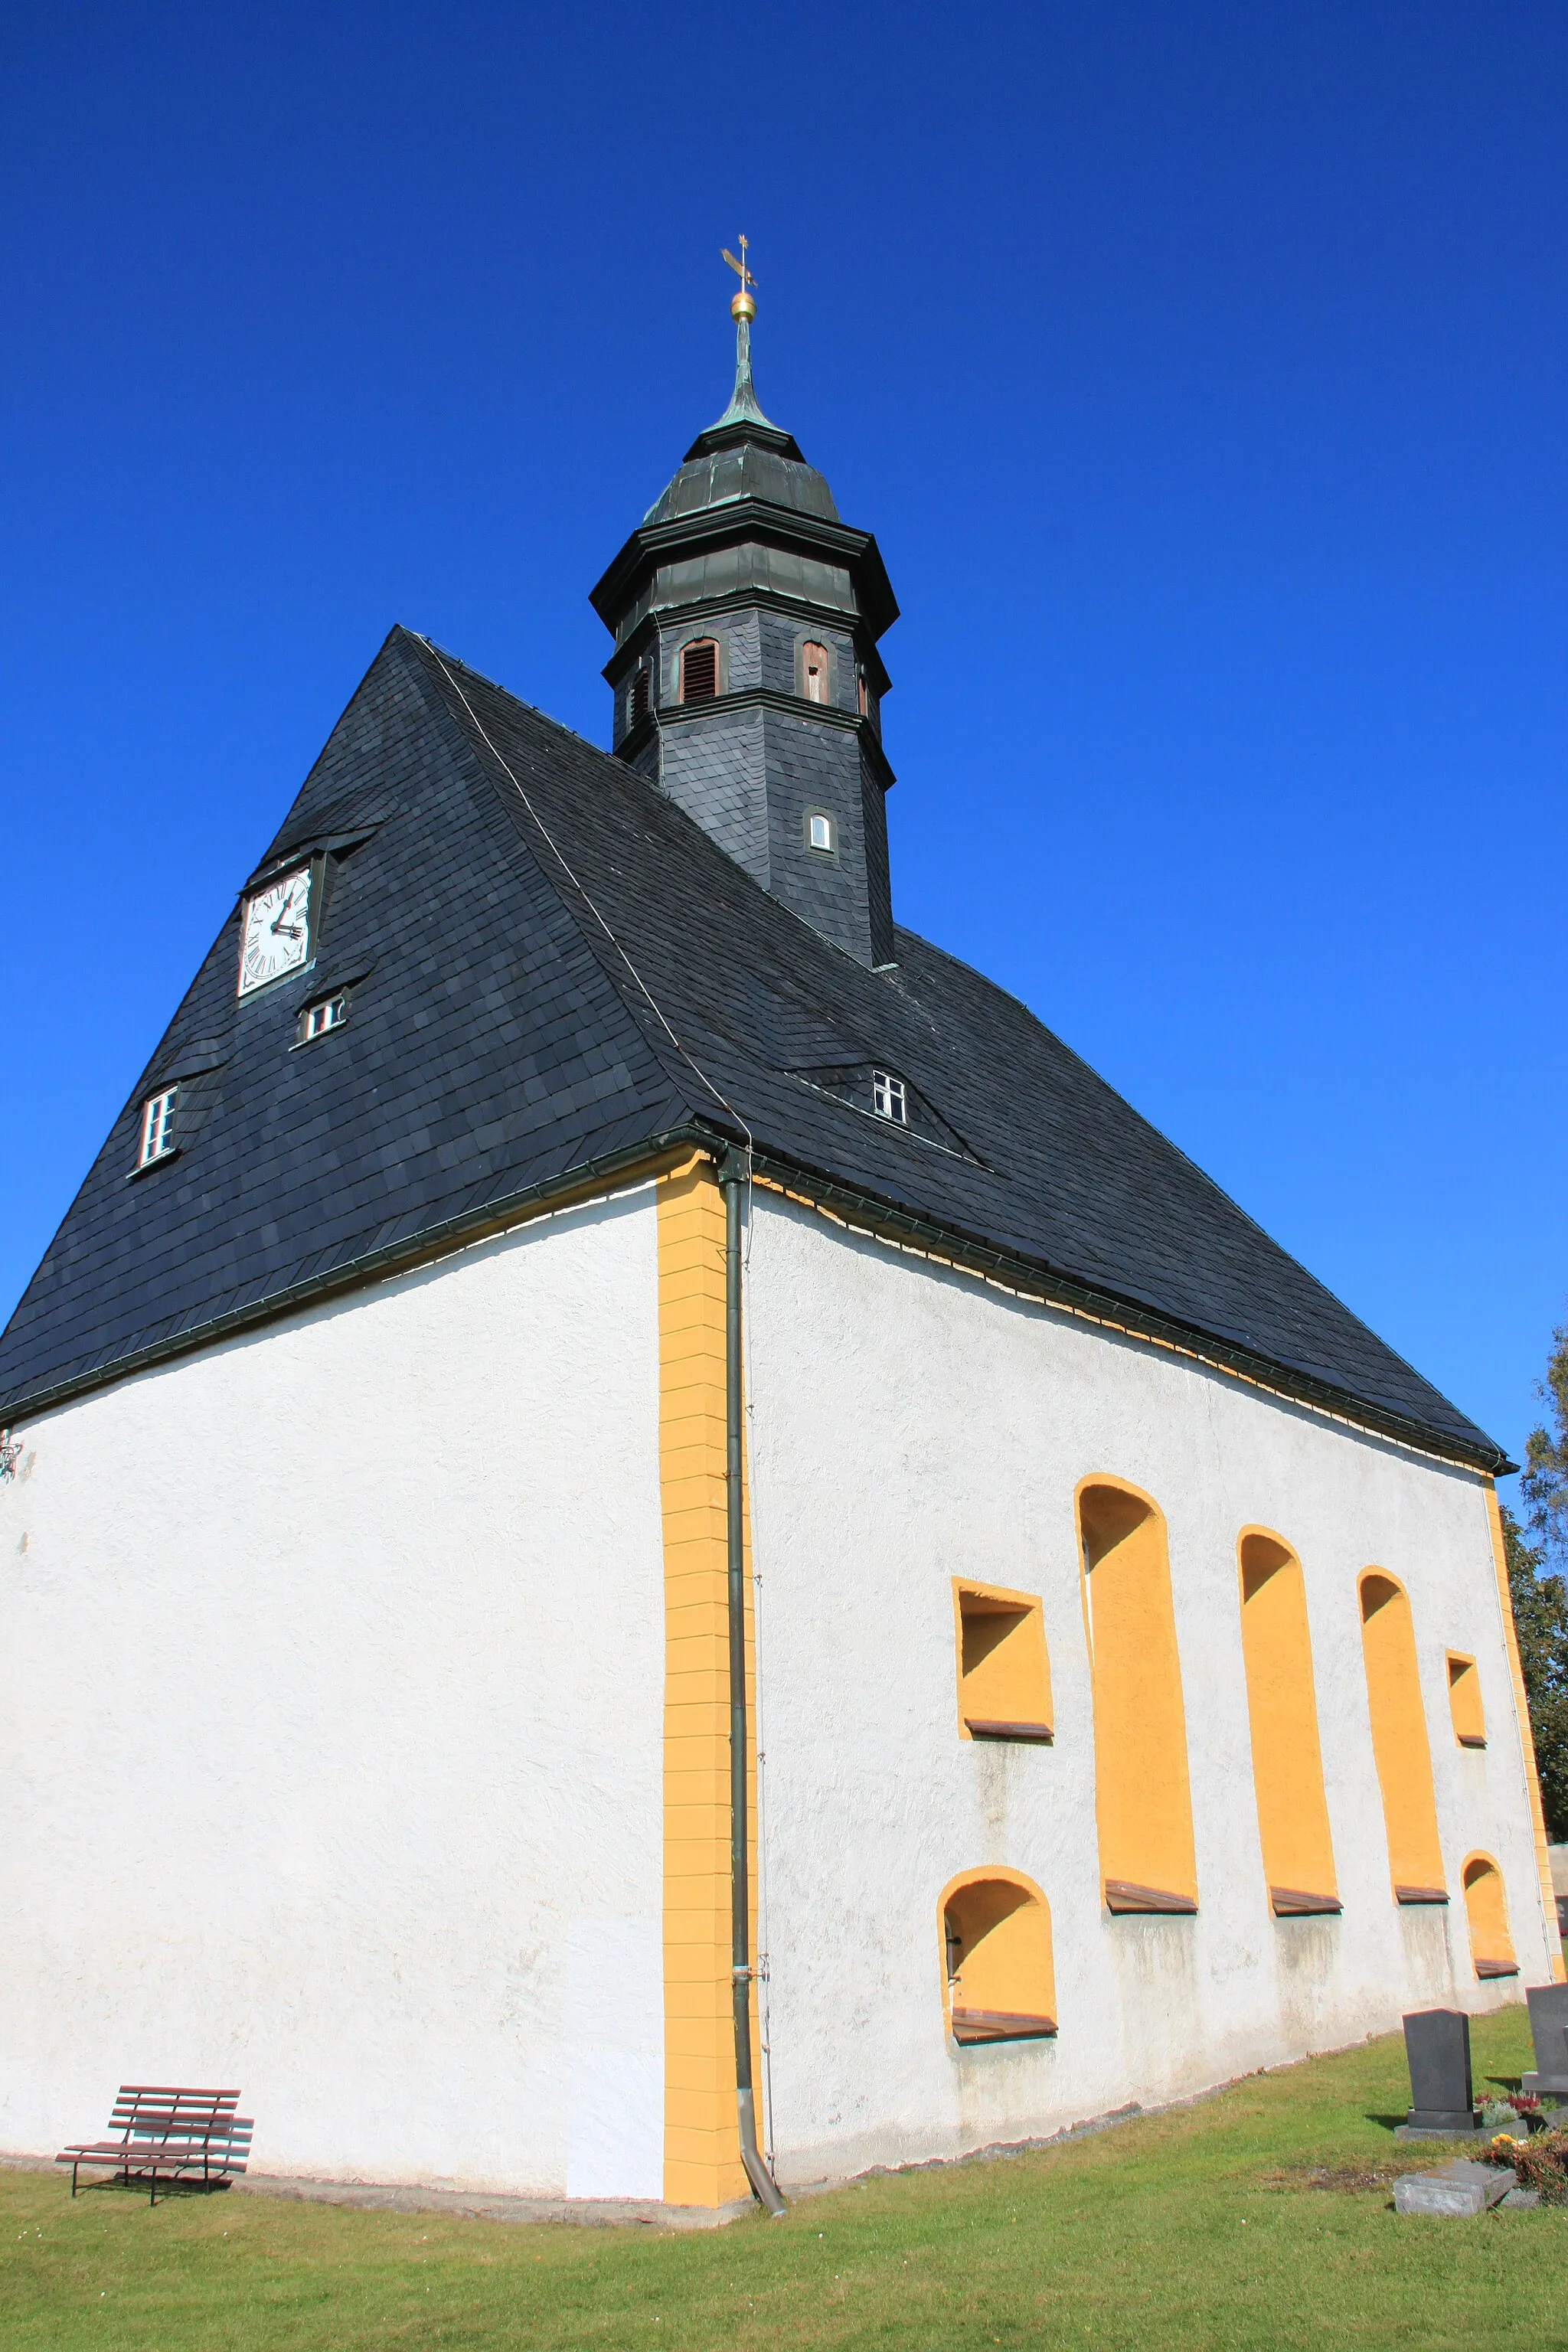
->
<box><xmin>1447</xmin><ymin>1653</ymin><xmax>1487</xmax><ymax>1749</ymax></box>
<box><xmin>953</xmin><ymin>1580</ymin><xmax>1053</xmax><ymax>1743</ymax></box>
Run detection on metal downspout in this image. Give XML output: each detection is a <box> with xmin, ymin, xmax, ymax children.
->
<box><xmin>720</xmin><ymin>1147</ymin><xmax>787</xmax><ymax>2217</ymax></box>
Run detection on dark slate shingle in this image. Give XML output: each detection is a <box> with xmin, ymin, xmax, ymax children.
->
<box><xmin>0</xmin><ymin>626</ymin><xmax>1502</xmax><ymax>1471</ymax></box>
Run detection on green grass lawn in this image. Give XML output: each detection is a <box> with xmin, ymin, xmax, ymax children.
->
<box><xmin>3</xmin><ymin>2007</ymin><xmax>1562</xmax><ymax>2350</ymax></box>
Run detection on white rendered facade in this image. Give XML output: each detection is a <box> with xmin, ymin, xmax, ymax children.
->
<box><xmin>0</xmin><ymin>1192</ymin><xmax>668</xmax><ymax>2200</ymax></box>
<box><xmin>740</xmin><ymin>1192</ymin><xmax>1553</xmax><ymax>2187</ymax></box>
<box><xmin>0</xmin><ymin>1175</ymin><xmax>1550</xmax><ymax>2201</ymax></box>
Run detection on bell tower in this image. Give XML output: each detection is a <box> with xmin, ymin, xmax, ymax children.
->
<box><xmin>590</xmin><ymin>246</ymin><xmax>899</xmax><ymax>969</ymax></box>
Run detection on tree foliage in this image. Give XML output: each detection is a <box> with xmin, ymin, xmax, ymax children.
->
<box><xmin>1511</xmin><ymin>1321</ymin><xmax>1568</xmax><ymax>1844</ymax></box>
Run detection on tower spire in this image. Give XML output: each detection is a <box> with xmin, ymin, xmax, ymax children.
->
<box><xmin>714</xmin><ymin>235</ymin><xmax>776</xmax><ymax>433</ymax></box>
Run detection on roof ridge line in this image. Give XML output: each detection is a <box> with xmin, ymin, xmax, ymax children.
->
<box><xmin>399</xmin><ymin>632</ymin><xmax>749</xmax><ymax>1146</ymax></box>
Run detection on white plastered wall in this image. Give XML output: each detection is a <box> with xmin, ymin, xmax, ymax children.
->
<box><xmin>0</xmin><ymin>1191</ymin><xmax>665</xmax><ymax>2200</ymax></box>
<box><xmin>743</xmin><ymin>1193</ymin><xmax>1552</xmax><ymax>2187</ymax></box>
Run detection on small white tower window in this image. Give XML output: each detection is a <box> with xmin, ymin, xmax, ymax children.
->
<box><xmin>138</xmin><ymin>1087</ymin><xmax>178</xmax><ymax>1167</ymax></box>
<box><xmin>805</xmin><ymin>809</ymin><xmax>835</xmax><ymax>854</ymax></box>
<box><xmin>298</xmin><ymin>993</ymin><xmax>347</xmax><ymax>1044</ymax></box>
<box><xmin>873</xmin><ymin>1071</ymin><xmax>906</xmax><ymax>1125</ymax></box>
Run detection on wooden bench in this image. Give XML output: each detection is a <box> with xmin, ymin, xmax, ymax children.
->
<box><xmin>58</xmin><ymin>2086</ymin><xmax>252</xmax><ymax>2204</ymax></box>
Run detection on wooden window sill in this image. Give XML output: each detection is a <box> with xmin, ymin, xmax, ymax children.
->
<box><xmin>1270</xmin><ymin>1886</ymin><xmax>1343</xmax><ymax>1917</ymax></box>
<box><xmin>1475</xmin><ymin>1958</ymin><xmax>1519</xmax><ymax>1979</ymax></box>
<box><xmin>950</xmin><ymin>2007</ymin><xmax>1057</xmax><ymax>2043</ymax></box>
<box><xmin>1104</xmin><ymin>1880</ymin><xmax>1197</xmax><ymax>1916</ymax></box>
<box><xmin>1394</xmin><ymin>1883</ymin><xmax>1449</xmax><ymax>1905</ymax></box>
<box><xmin>964</xmin><ymin>1719</ymin><xmax>1053</xmax><ymax>1743</ymax></box>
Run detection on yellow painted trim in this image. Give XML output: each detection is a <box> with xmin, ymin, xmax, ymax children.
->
<box><xmin>1236</xmin><ymin>1527</ymin><xmax>1338</xmax><ymax>1909</ymax></box>
<box><xmin>950</xmin><ymin>1576</ymin><xmax>1053</xmax><ymax>1743</ymax></box>
<box><xmin>1357</xmin><ymin>1568</ymin><xmax>1446</xmax><ymax>1903</ymax></box>
<box><xmin>1445</xmin><ymin>1651</ymin><xmax>1486</xmax><ymax>1749</ymax></box>
<box><xmin>1481</xmin><ymin>1479</ymin><xmax>1563</xmax><ymax>1979</ymax></box>
<box><xmin>656</xmin><ymin>1153</ymin><xmax>758</xmax><ymax>2207</ymax></box>
<box><xmin>937</xmin><ymin>1867</ymin><xmax>1055</xmax><ymax>2036</ymax></box>
<box><xmin>1460</xmin><ymin>1849</ymin><xmax>1517</xmax><ymax>1979</ymax></box>
<box><xmin>1075</xmin><ymin>1475</ymin><xmax>1198</xmax><ymax>1909</ymax></box>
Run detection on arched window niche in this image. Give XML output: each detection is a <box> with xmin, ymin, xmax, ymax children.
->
<box><xmin>1076</xmin><ymin>1478</ymin><xmax>1197</xmax><ymax>1916</ymax></box>
<box><xmin>940</xmin><ymin>1869</ymin><xmax>1057</xmax><ymax>2043</ymax></box>
<box><xmin>1358</xmin><ymin>1570</ymin><xmax>1447</xmax><ymax>1906</ymax></box>
<box><xmin>1237</xmin><ymin>1530</ymin><xmax>1341</xmax><ymax>1918</ymax></box>
<box><xmin>1461</xmin><ymin>1854</ymin><xmax>1517</xmax><ymax>1980</ymax></box>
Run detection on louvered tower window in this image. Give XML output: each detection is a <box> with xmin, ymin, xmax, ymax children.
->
<box><xmin>630</xmin><ymin>669</ymin><xmax>650</xmax><ymax>725</ymax></box>
<box><xmin>680</xmin><ymin>640</ymin><xmax>718</xmax><ymax>703</ymax></box>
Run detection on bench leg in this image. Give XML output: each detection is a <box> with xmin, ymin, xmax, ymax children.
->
<box><xmin>70</xmin><ymin>2163</ymin><xmax>78</xmax><ymax>2198</ymax></box>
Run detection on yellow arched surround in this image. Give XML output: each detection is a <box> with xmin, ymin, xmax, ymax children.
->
<box><xmin>1236</xmin><ymin>1530</ymin><xmax>1340</xmax><ymax>1916</ymax></box>
<box><xmin>1359</xmin><ymin>1570</ymin><xmax>1446</xmax><ymax>1905</ymax></box>
<box><xmin>1447</xmin><ymin>1653</ymin><xmax>1486</xmax><ymax>1748</ymax></box>
<box><xmin>1076</xmin><ymin>1478</ymin><xmax>1197</xmax><ymax>1914</ymax></box>
<box><xmin>1462</xmin><ymin>1853</ymin><xmax>1517</xmax><ymax>1979</ymax></box>
<box><xmin>940</xmin><ymin>1869</ymin><xmax>1057</xmax><ymax>2043</ymax></box>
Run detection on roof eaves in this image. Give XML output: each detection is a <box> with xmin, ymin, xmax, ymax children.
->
<box><xmin>0</xmin><ymin>1124</ymin><xmax>716</xmax><ymax>1429</ymax></box>
<box><xmin>743</xmin><ymin>1146</ymin><xmax>1514</xmax><ymax>1478</ymax></box>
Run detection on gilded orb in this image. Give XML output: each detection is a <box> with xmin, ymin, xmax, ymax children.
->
<box><xmin>730</xmin><ymin>289</ymin><xmax>756</xmax><ymax>323</ymax></box>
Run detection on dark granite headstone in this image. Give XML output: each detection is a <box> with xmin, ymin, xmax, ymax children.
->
<box><xmin>1522</xmin><ymin>1983</ymin><xmax>1568</xmax><ymax>2096</ymax></box>
<box><xmin>1400</xmin><ymin>2007</ymin><xmax>1482</xmax><ymax>2135</ymax></box>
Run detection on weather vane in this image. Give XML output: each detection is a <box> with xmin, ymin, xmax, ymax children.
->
<box><xmin>722</xmin><ymin>235</ymin><xmax>758</xmax><ymax>321</ymax></box>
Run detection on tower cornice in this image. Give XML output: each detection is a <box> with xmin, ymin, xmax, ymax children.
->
<box><xmin>590</xmin><ymin>497</ymin><xmax>899</xmax><ymax>642</ymax></box>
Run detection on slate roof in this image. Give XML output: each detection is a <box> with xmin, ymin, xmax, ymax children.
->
<box><xmin>0</xmin><ymin>626</ymin><xmax>1505</xmax><ymax>1470</ymax></box>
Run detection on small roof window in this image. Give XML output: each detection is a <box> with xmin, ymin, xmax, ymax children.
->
<box><xmin>137</xmin><ymin>1087</ymin><xmax>178</xmax><ymax>1168</ymax></box>
<box><xmin>297</xmin><ymin>993</ymin><xmax>347</xmax><ymax>1045</ymax></box>
<box><xmin>873</xmin><ymin>1070</ymin><xmax>906</xmax><ymax>1125</ymax></box>
<box><xmin>805</xmin><ymin>809</ymin><xmax>835</xmax><ymax>854</ymax></box>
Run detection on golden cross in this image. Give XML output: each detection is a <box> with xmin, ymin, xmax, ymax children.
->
<box><xmin>722</xmin><ymin>236</ymin><xmax>758</xmax><ymax>297</ymax></box>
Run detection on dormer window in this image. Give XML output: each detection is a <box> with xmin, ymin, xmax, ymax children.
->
<box><xmin>802</xmin><ymin>642</ymin><xmax>829</xmax><ymax>704</ymax></box>
<box><xmin>630</xmin><ymin>668</ymin><xmax>650</xmax><ymax>726</ymax></box>
<box><xmin>873</xmin><ymin>1070</ymin><xmax>906</xmax><ymax>1125</ymax></box>
<box><xmin>297</xmin><ymin>993</ymin><xmax>347</xmax><ymax>1044</ymax></box>
<box><xmin>680</xmin><ymin>639</ymin><xmax>718</xmax><ymax>704</ymax></box>
<box><xmin>137</xmin><ymin>1087</ymin><xmax>178</xmax><ymax>1168</ymax></box>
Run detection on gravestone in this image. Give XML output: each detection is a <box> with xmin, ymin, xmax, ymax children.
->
<box><xmin>1395</xmin><ymin>2007</ymin><xmax>1483</xmax><ymax>2138</ymax></box>
<box><xmin>1521</xmin><ymin>1984</ymin><xmax>1568</xmax><ymax>2097</ymax></box>
<box><xmin>1393</xmin><ymin>2158</ymin><xmax>1514</xmax><ymax>2216</ymax></box>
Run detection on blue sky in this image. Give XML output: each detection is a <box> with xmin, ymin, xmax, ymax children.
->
<box><xmin>2</xmin><ymin>2</ymin><xmax>1563</xmax><ymax>1477</ymax></box>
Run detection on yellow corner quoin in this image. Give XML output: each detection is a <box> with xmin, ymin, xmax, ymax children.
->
<box><xmin>657</xmin><ymin>1155</ymin><xmax>760</xmax><ymax>2207</ymax></box>
<box><xmin>1482</xmin><ymin>1480</ymin><xmax>1564</xmax><ymax>1980</ymax></box>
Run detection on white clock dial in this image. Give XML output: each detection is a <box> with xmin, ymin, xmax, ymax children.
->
<box><xmin>238</xmin><ymin>864</ymin><xmax>313</xmax><ymax>997</ymax></box>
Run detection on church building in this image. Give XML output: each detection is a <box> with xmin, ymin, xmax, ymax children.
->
<box><xmin>0</xmin><ymin>269</ymin><xmax>1557</xmax><ymax>2216</ymax></box>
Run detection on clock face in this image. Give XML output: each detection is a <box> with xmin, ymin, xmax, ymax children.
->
<box><xmin>238</xmin><ymin>864</ymin><xmax>313</xmax><ymax>996</ymax></box>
